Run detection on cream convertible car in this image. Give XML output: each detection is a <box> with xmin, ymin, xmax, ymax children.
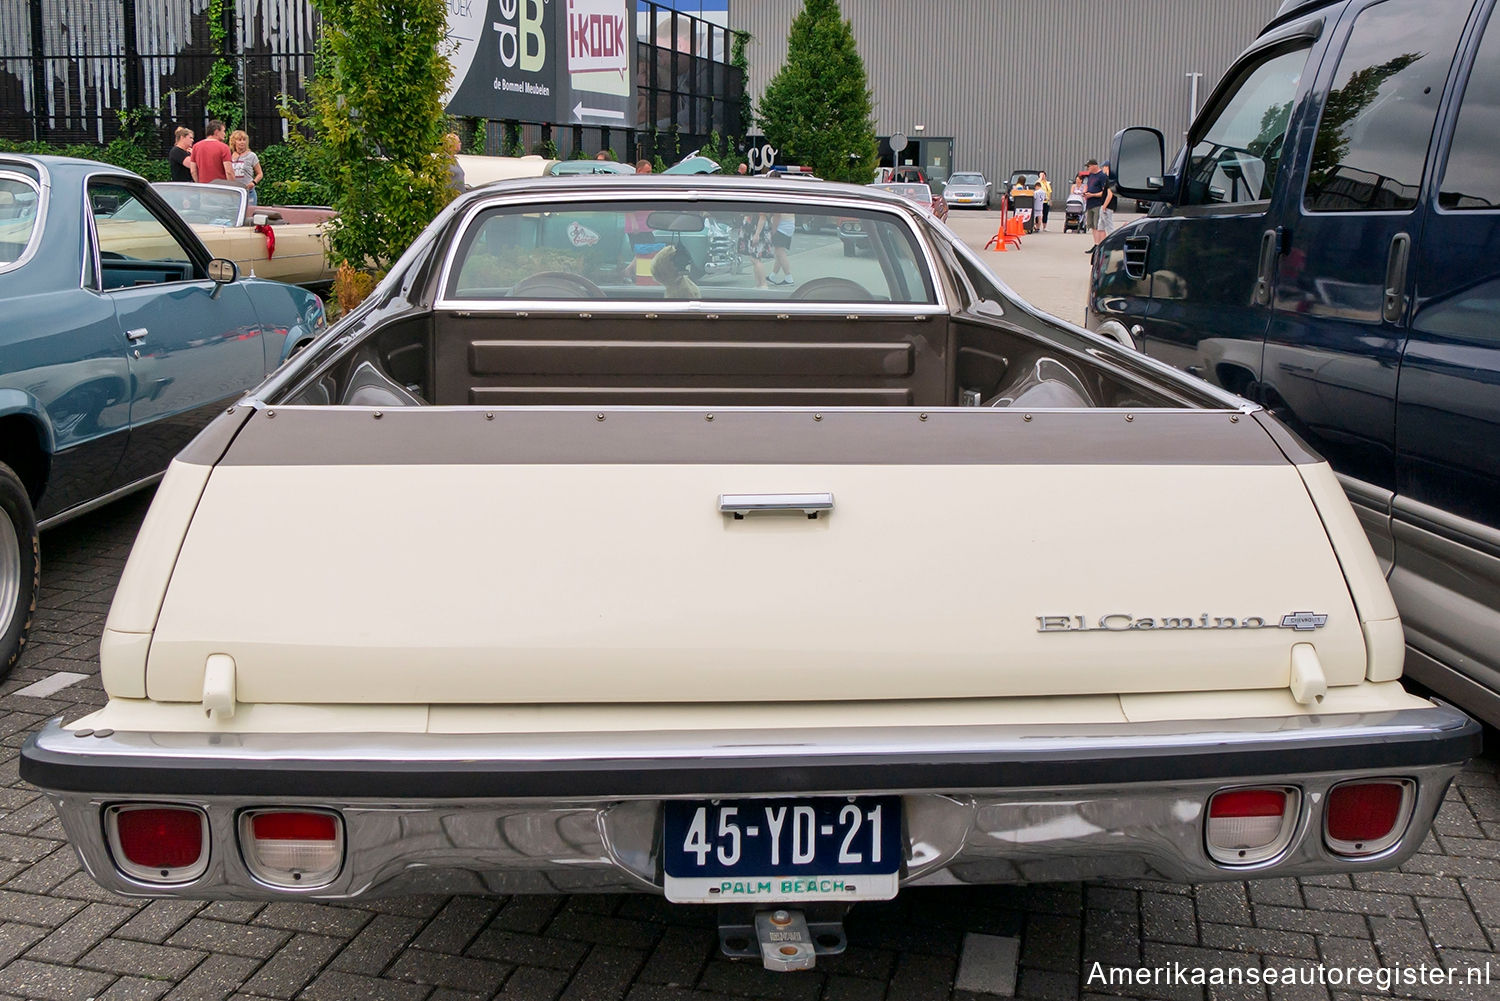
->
<box><xmin>22</xmin><ymin>177</ymin><xmax>1478</xmax><ymax>966</ymax></box>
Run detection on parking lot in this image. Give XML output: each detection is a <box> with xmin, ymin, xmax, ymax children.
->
<box><xmin>1</xmin><ymin>219</ymin><xmax>1496</xmax><ymax>1001</ymax></box>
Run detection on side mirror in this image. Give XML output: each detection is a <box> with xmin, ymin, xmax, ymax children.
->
<box><xmin>207</xmin><ymin>258</ymin><xmax>238</xmax><ymax>298</ymax></box>
<box><xmin>1110</xmin><ymin>127</ymin><xmax>1170</xmax><ymax>201</ymax></box>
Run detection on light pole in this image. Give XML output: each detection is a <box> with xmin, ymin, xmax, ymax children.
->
<box><xmin>1185</xmin><ymin>72</ymin><xmax>1204</xmax><ymax>136</ymax></box>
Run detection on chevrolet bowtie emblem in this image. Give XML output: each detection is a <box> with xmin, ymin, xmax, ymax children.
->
<box><xmin>1280</xmin><ymin>611</ymin><xmax>1329</xmax><ymax>631</ymax></box>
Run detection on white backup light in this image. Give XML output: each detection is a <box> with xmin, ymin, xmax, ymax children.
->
<box><xmin>239</xmin><ymin>810</ymin><xmax>343</xmax><ymax>887</ymax></box>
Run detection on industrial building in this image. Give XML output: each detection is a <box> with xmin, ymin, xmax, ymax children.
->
<box><xmin>729</xmin><ymin>0</ymin><xmax>1281</xmax><ymax>195</ymax></box>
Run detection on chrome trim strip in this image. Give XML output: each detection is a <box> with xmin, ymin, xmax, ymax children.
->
<box><xmin>37</xmin><ymin>472</ymin><xmax>163</xmax><ymax>531</ymax></box>
<box><xmin>432</xmin><ymin>189</ymin><xmax>949</xmax><ymax>313</ymax></box>
<box><xmin>25</xmin><ymin>704</ymin><xmax>1475</xmax><ymax>772</ymax></box>
<box><xmin>1336</xmin><ymin>473</ymin><xmax>1393</xmax><ymax>514</ymax></box>
<box><xmin>0</xmin><ymin>168</ymin><xmax>47</xmax><ymax>276</ymax></box>
<box><xmin>1393</xmin><ymin>494</ymin><xmax>1500</xmax><ymax>561</ymax></box>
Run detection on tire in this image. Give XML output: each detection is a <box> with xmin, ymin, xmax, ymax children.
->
<box><xmin>0</xmin><ymin>462</ymin><xmax>38</xmax><ymax>683</ymax></box>
<box><xmin>842</xmin><ymin>241</ymin><xmax>855</xmax><ymax>257</ymax></box>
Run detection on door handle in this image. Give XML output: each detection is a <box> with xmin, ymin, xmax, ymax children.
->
<box><xmin>719</xmin><ymin>493</ymin><xmax>834</xmax><ymax>520</ymax></box>
<box><xmin>125</xmin><ymin>327</ymin><xmax>149</xmax><ymax>342</ymax></box>
<box><xmin>1253</xmin><ymin>228</ymin><xmax>1279</xmax><ymax>306</ymax></box>
<box><xmin>1383</xmin><ymin>232</ymin><xmax>1411</xmax><ymax>324</ymax></box>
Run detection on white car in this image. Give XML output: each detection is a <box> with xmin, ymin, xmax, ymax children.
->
<box><xmin>942</xmin><ymin>171</ymin><xmax>992</xmax><ymax>208</ymax></box>
<box><xmin>22</xmin><ymin>176</ymin><xmax>1478</xmax><ymax>972</ymax></box>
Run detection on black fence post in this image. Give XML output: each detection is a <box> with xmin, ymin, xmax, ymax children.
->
<box><xmin>122</xmin><ymin>0</ymin><xmax>143</xmax><ymax>120</ymax></box>
<box><xmin>28</xmin><ymin>0</ymin><xmax>47</xmax><ymax>142</ymax></box>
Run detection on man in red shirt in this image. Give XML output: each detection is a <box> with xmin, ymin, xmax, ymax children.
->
<box><xmin>188</xmin><ymin>120</ymin><xmax>233</xmax><ymax>184</ymax></box>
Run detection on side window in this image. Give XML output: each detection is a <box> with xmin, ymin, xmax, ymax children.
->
<box><xmin>1182</xmin><ymin>44</ymin><xmax>1311</xmax><ymax>207</ymax></box>
<box><xmin>1304</xmin><ymin>0</ymin><xmax>1469</xmax><ymax>212</ymax></box>
<box><xmin>1438</xmin><ymin>7</ymin><xmax>1500</xmax><ymax>210</ymax></box>
<box><xmin>87</xmin><ymin>182</ymin><xmax>196</xmax><ymax>290</ymax></box>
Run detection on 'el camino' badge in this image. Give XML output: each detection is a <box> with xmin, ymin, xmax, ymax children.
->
<box><xmin>1037</xmin><ymin>612</ymin><xmax>1329</xmax><ymax>633</ymax></box>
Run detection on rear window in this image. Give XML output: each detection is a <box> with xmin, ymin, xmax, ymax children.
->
<box><xmin>444</xmin><ymin>199</ymin><xmax>937</xmax><ymax>305</ymax></box>
<box><xmin>0</xmin><ymin>174</ymin><xmax>41</xmax><ymax>267</ymax></box>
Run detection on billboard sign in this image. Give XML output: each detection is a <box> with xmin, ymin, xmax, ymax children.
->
<box><xmin>444</xmin><ymin>0</ymin><xmax>635</xmax><ymax>128</ymax></box>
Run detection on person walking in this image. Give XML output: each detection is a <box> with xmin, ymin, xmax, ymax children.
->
<box><xmin>168</xmin><ymin>127</ymin><xmax>195</xmax><ymax>181</ymax></box>
<box><xmin>766</xmin><ymin>211</ymin><xmax>795</xmax><ymax>286</ymax></box>
<box><xmin>1083</xmin><ymin>159</ymin><xmax>1108</xmax><ymax>252</ymax></box>
<box><xmin>1035</xmin><ymin>170</ymin><xmax>1053</xmax><ymax>232</ymax></box>
<box><xmin>443</xmin><ymin>133</ymin><xmax>464</xmax><ymax>199</ymax></box>
<box><xmin>228</xmin><ymin>130</ymin><xmax>263</xmax><ymax>206</ymax></box>
<box><xmin>189</xmin><ymin>120</ymin><xmax>233</xmax><ymax>184</ymax></box>
<box><xmin>1097</xmin><ymin>162</ymin><xmax>1116</xmax><ymax>240</ymax></box>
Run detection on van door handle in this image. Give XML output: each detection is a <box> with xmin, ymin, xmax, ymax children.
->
<box><xmin>1253</xmin><ymin>228</ymin><xmax>1279</xmax><ymax>306</ymax></box>
<box><xmin>1383</xmin><ymin>232</ymin><xmax>1411</xmax><ymax>324</ymax></box>
<box><xmin>124</xmin><ymin>327</ymin><xmax>149</xmax><ymax>342</ymax></box>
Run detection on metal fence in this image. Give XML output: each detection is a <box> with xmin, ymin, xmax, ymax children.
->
<box><xmin>0</xmin><ymin>0</ymin><xmax>743</xmax><ymax>163</ymax></box>
<box><xmin>0</xmin><ymin>0</ymin><xmax>316</xmax><ymax>147</ymax></box>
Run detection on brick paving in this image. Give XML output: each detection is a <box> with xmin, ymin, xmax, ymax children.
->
<box><xmin>0</xmin><ymin>495</ymin><xmax>1495</xmax><ymax>1001</ymax></box>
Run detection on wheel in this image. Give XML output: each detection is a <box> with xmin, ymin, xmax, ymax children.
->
<box><xmin>0</xmin><ymin>462</ymin><xmax>38</xmax><ymax>682</ymax></box>
<box><xmin>842</xmin><ymin>241</ymin><xmax>855</xmax><ymax>258</ymax></box>
<box><xmin>791</xmin><ymin>278</ymin><xmax>871</xmax><ymax>301</ymax></box>
<box><xmin>510</xmin><ymin>272</ymin><xmax>604</xmax><ymax>298</ymax></box>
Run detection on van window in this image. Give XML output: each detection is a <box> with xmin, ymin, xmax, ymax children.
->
<box><xmin>1439</xmin><ymin>10</ymin><xmax>1500</xmax><ymax>210</ymax></box>
<box><xmin>1304</xmin><ymin>0</ymin><xmax>1469</xmax><ymax>212</ymax></box>
<box><xmin>1181</xmin><ymin>44</ymin><xmax>1310</xmax><ymax>207</ymax></box>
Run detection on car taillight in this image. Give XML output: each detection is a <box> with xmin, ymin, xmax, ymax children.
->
<box><xmin>1205</xmin><ymin>787</ymin><xmax>1298</xmax><ymax>865</ymax></box>
<box><xmin>1324</xmin><ymin>780</ymin><xmax>1413</xmax><ymax>857</ymax></box>
<box><xmin>106</xmin><ymin>805</ymin><xmax>209</xmax><ymax>883</ymax></box>
<box><xmin>240</xmin><ymin>810</ymin><xmax>343</xmax><ymax>887</ymax></box>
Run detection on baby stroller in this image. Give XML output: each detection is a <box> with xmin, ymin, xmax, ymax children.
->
<box><xmin>1063</xmin><ymin>189</ymin><xmax>1087</xmax><ymax>233</ymax></box>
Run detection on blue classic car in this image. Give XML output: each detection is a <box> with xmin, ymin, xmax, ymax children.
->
<box><xmin>0</xmin><ymin>155</ymin><xmax>325</xmax><ymax>675</ymax></box>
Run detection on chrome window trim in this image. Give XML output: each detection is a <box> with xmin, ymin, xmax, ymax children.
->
<box><xmin>433</xmin><ymin>189</ymin><xmax>949</xmax><ymax>314</ymax></box>
<box><xmin>83</xmin><ymin>171</ymin><xmax>207</xmax><ymax>293</ymax></box>
<box><xmin>152</xmin><ymin>180</ymin><xmax>250</xmax><ymax>227</ymax></box>
<box><xmin>0</xmin><ymin>168</ymin><xmax>47</xmax><ymax>276</ymax></box>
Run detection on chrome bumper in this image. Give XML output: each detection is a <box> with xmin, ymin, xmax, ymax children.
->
<box><xmin>22</xmin><ymin>704</ymin><xmax>1479</xmax><ymax>899</ymax></box>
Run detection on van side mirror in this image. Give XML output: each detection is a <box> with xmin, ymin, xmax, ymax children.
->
<box><xmin>1110</xmin><ymin>127</ymin><xmax>1170</xmax><ymax>201</ymax></box>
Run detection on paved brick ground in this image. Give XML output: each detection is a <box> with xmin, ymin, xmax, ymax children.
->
<box><xmin>4</xmin><ymin>494</ymin><xmax>1498</xmax><ymax>1001</ymax></box>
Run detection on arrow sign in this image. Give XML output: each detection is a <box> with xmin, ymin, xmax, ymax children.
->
<box><xmin>573</xmin><ymin>101</ymin><xmax>625</xmax><ymax>121</ymax></box>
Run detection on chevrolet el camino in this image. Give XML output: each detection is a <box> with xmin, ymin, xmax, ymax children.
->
<box><xmin>21</xmin><ymin>176</ymin><xmax>1479</xmax><ymax>969</ymax></box>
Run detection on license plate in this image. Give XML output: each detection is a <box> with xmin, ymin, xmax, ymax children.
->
<box><xmin>662</xmin><ymin>796</ymin><xmax>902</xmax><ymax>903</ymax></box>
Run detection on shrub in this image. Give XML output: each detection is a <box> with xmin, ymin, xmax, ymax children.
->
<box><xmin>758</xmin><ymin>0</ymin><xmax>878</xmax><ymax>183</ymax></box>
<box><xmin>297</xmin><ymin>0</ymin><xmax>454</xmax><ymax>289</ymax></box>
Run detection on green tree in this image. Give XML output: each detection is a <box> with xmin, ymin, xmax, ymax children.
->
<box><xmin>756</xmin><ymin>0</ymin><xmax>876</xmax><ymax>183</ymax></box>
<box><xmin>298</xmin><ymin>0</ymin><xmax>453</xmax><ymax>275</ymax></box>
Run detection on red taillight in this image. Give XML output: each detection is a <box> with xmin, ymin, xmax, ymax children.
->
<box><xmin>1325</xmin><ymin>780</ymin><xmax>1412</xmax><ymax>856</ymax></box>
<box><xmin>240</xmin><ymin>810</ymin><xmax>343</xmax><ymax>887</ymax></box>
<box><xmin>107</xmin><ymin>805</ymin><xmax>208</xmax><ymax>882</ymax></box>
<box><xmin>252</xmin><ymin>812</ymin><xmax>337</xmax><ymax>842</ymax></box>
<box><xmin>1205</xmin><ymin>787</ymin><xmax>1297</xmax><ymax>865</ymax></box>
<box><xmin>1209</xmin><ymin>789</ymin><xmax>1287</xmax><ymax>819</ymax></box>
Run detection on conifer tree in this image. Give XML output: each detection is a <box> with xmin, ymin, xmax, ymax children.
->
<box><xmin>757</xmin><ymin>0</ymin><xmax>877</xmax><ymax>183</ymax></box>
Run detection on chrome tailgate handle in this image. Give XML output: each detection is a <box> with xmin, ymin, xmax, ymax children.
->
<box><xmin>719</xmin><ymin>492</ymin><xmax>834</xmax><ymax>520</ymax></box>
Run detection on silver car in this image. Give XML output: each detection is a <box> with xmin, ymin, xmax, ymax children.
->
<box><xmin>942</xmin><ymin>170</ymin><xmax>991</xmax><ymax>208</ymax></box>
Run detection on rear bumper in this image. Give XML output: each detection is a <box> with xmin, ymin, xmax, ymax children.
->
<box><xmin>22</xmin><ymin>704</ymin><xmax>1480</xmax><ymax>899</ymax></box>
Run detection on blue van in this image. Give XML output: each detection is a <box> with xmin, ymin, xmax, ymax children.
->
<box><xmin>1090</xmin><ymin>0</ymin><xmax>1500</xmax><ymax>726</ymax></box>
